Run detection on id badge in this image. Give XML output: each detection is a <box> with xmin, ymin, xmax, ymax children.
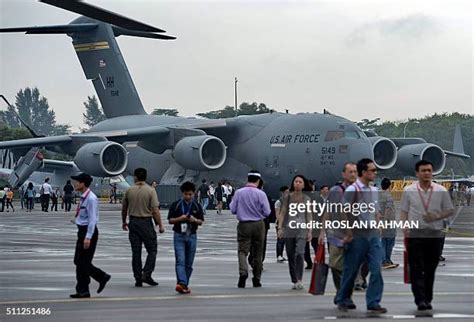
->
<box><xmin>181</xmin><ymin>222</ymin><xmax>187</xmax><ymax>233</ymax></box>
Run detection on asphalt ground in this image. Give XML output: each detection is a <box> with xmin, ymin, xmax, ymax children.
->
<box><xmin>0</xmin><ymin>202</ymin><xmax>473</xmax><ymax>321</ymax></box>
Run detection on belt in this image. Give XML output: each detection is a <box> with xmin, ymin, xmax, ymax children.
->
<box><xmin>130</xmin><ymin>216</ymin><xmax>153</xmax><ymax>220</ymax></box>
<box><xmin>239</xmin><ymin>219</ymin><xmax>263</xmax><ymax>223</ymax></box>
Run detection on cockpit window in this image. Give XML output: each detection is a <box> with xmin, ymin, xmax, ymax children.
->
<box><xmin>346</xmin><ymin>130</ymin><xmax>360</xmax><ymax>139</ymax></box>
<box><xmin>324</xmin><ymin>130</ymin><xmax>345</xmax><ymax>142</ymax></box>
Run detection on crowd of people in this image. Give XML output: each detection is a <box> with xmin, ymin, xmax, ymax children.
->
<box><xmin>0</xmin><ymin>158</ymin><xmax>460</xmax><ymax>314</ymax></box>
<box><xmin>228</xmin><ymin>159</ymin><xmax>454</xmax><ymax>313</ymax></box>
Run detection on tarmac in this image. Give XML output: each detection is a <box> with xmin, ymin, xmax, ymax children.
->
<box><xmin>0</xmin><ymin>202</ymin><xmax>473</xmax><ymax>321</ymax></box>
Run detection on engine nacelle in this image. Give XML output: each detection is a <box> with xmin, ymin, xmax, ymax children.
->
<box><xmin>395</xmin><ymin>143</ymin><xmax>446</xmax><ymax>175</ymax></box>
<box><xmin>74</xmin><ymin>142</ymin><xmax>128</xmax><ymax>177</ymax></box>
<box><xmin>368</xmin><ymin>137</ymin><xmax>397</xmax><ymax>170</ymax></box>
<box><xmin>173</xmin><ymin>135</ymin><xmax>226</xmax><ymax>171</ymax></box>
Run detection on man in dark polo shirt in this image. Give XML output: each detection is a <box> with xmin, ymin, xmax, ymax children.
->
<box><xmin>168</xmin><ymin>181</ymin><xmax>204</xmax><ymax>294</ymax></box>
<box><xmin>122</xmin><ymin>168</ymin><xmax>165</xmax><ymax>287</ymax></box>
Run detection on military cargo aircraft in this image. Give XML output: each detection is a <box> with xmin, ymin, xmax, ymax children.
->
<box><xmin>0</xmin><ymin>0</ymin><xmax>469</xmax><ymax>197</ymax></box>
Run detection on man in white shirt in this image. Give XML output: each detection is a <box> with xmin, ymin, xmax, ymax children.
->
<box><xmin>41</xmin><ymin>177</ymin><xmax>53</xmax><ymax>212</ymax></box>
<box><xmin>400</xmin><ymin>160</ymin><xmax>454</xmax><ymax>311</ymax></box>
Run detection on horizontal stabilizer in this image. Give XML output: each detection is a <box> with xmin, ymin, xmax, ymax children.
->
<box><xmin>444</xmin><ymin>150</ymin><xmax>470</xmax><ymax>159</ymax></box>
<box><xmin>112</xmin><ymin>26</ymin><xmax>176</xmax><ymax>40</ymax></box>
<box><xmin>40</xmin><ymin>0</ymin><xmax>166</xmax><ymax>33</ymax></box>
<box><xmin>0</xmin><ymin>23</ymin><xmax>98</xmax><ymax>34</ymax></box>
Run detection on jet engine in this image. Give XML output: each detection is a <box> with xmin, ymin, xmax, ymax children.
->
<box><xmin>173</xmin><ymin>135</ymin><xmax>226</xmax><ymax>171</ymax></box>
<box><xmin>74</xmin><ymin>142</ymin><xmax>128</xmax><ymax>177</ymax></box>
<box><xmin>368</xmin><ymin>137</ymin><xmax>398</xmax><ymax>170</ymax></box>
<box><xmin>395</xmin><ymin>143</ymin><xmax>446</xmax><ymax>175</ymax></box>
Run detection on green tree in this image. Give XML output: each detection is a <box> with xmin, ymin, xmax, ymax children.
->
<box><xmin>197</xmin><ymin>102</ymin><xmax>272</xmax><ymax>119</ymax></box>
<box><xmin>0</xmin><ymin>124</ymin><xmax>32</xmax><ymax>141</ymax></box>
<box><xmin>3</xmin><ymin>87</ymin><xmax>70</xmax><ymax>136</ymax></box>
<box><xmin>151</xmin><ymin>108</ymin><xmax>179</xmax><ymax>116</ymax></box>
<box><xmin>82</xmin><ymin>95</ymin><xmax>106</xmax><ymax>129</ymax></box>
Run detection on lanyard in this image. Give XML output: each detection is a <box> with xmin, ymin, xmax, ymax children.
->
<box><xmin>180</xmin><ymin>199</ymin><xmax>192</xmax><ymax>216</ymax></box>
<box><xmin>417</xmin><ymin>183</ymin><xmax>433</xmax><ymax>212</ymax></box>
<box><xmin>75</xmin><ymin>189</ymin><xmax>91</xmax><ymax>218</ymax></box>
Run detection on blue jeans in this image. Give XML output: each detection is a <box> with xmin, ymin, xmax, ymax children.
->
<box><xmin>174</xmin><ymin>232</ymin><xmax>197</xmax><ymax>287</ymax></box>
<box><xmin>336</xmin><ymin>236</ymin><xmax>384</xmax><ymax>309</ymax></box>
<box><xmin>200</xmin><ymin>198</ymin><xmax>209</xmax><ymax>215</ymax></box>
<box><xmin>381</xmin><ymin>237</ymin><xmax>395</xmax><ymax>264</ymax></box>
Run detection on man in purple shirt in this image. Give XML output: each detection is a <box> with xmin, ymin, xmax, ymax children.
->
<box><xmin>230</xmin><ymin>170</ymin><xmax>271</xmax><ymax>288</ymax></box>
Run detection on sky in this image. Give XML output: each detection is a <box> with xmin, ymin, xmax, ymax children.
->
<box><xmin>0</xmin><ymin>0</ymin><xmax>472</xmax><ymax>132</ymax></box>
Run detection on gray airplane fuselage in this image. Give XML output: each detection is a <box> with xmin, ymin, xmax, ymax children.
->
<box><xmin>89</xmin><ymin>112</ymin><xmax>372</xmax><ymax>196</ymax></box>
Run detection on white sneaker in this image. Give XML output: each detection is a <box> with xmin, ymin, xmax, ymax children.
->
<box><xmin>292</xmin><ymin>283</ymin><xmax>298</xmax><ymax>290</ymax></box>
<box><xmin>296</xmin><ymin>282</ymin><xmax>304</xmax><ymax>290</ymax></box>
<box><xmin>277</xmin><ymin>256</ymin><xmax>284</xmax><ymax>263</ymax></box>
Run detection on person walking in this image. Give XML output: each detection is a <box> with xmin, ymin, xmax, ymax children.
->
<box><xmin>319</xmin><ymin>162</ymin><xmax>357</xmax><ymax>307</ymax></box>
<box><xmin>19</xmin><ymin>185</ymin><xmax>25</xmax><ymax>210</ymax></box>
<box><xmin>70</xmin><ymin>173</ymin><xmax>111</xmax><ymax>298</ymax></box>
<box><xmin>25</xmin><ymin>182</ymin><xmax>35</xmax><ymax>212</ymax></box>
<box><xmin>335</xmin><ymin>158</ymin><xmax>387</xmax><ymax>314</ymax></box>
<box><xmin>278</xmin><ymin>175</ymin><xmax>313</xmax><ymax>290</ymax></box>
<box><xmin>215</xmin><ymin>181</ymin><xmax>224</xmax><ymax>215</ymax></box>
<box><xmin>64</xmin><ymin>180</ymin><xmax>75</xmax><ymax>212</ymax></box>
<box><xmin>122</xmin><ymin>168</ymin><xmax>165</xmax><ymax>287</ymax></box>
<box><xmin>379</xmin><ymin>178</ymin><xmax>398</xmax><ymax>269</ymax></box>
<box><xmin>230</xmin><ymin>170</ymin><xmax>271</xmax><ymax>288</ymax></box>
<box><xmin>50</xmin><ymin>187</ymin><xmax>59</xmax><ymax>212</ymax></box>
<box><xmin>197</xmin><ymin>179</ymin><xmax>210</xmax><ymax>215</ymax></box>
<box><xmin>110</xmin><ymin>183</ymin><xmax>118</xmax><ymax>204</ymax></box>
<box><xmin>5</xmin><ymin>188</ymin><xmax>14</xmax><ymax>212</ymax></box>
<box><xmin>275</xmin><ymin>186</ymin><xmax>289</xmax><ymax>263</ymax></box>
<box><xmin>400</xmin><ymin>160</ymin><xmax>454</xmax><ymax>311</ymax></box>
<box><xmin>168</xmin><ymin>181</ymin><xmax>204</xmax><ymax>294</ymax></box>
<box><xmin>0</xmin><ymin>187</ymin><xmax>5</xmax><ymax>212</ymax></box>
<box><xmin>41</xmin><ymin>178</ymin><xmax>53</xmax><ymax>212</ymax></box>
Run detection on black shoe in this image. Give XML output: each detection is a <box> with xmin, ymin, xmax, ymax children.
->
<box><xmin>97</xmin><ymin>274</ymin><xmax>111</xmax><ymax>294</ymax></box>
<box><xmin>141</xmin><ymin>277</ymin><xmax>158</xmax><ymax>286</ymax></box>
<box><xmin>348</xmin><ymin>303</ymin><xmax>357</xmax><ymax>310</ymax></box>
<box><xmin>417</xmin><ymin>302</ymin><xmax>429</xmax><ymax>311</ymax></box>
<box><xmin>354</xmin><ymin>283</ymin><xmax>364</xmax><ymax>291</ymax></box>
<box><xmin>135</xmin><ymin>280</ymin><xmax>143</xmax><ymax>287</ymax></box>
<box><xmin>305</xmin><ymin>264</ymin><xmax>313</xmax><ymax>270</ymax></box>
<box><xmin>426</xmin><ymin>303</ymin><xmax>433</xmax><ymax>310</ymax></box>
<box><xmin>252</xmin><ymin>277</ymin><xmax>262</xmax><ymax>288</ymax></box>
<box><xmin>238</xmin><ymin>274</ymin><xmax>248</xmax><ymax>288</ymax></box>
<box><xmin>367</xmin><ymin>305</ymin><xmax>387</xmax><ymax>313</ymax></box>
<box><xmin>338</xmin><ymin>304</ymin><xmax>349</xmax><ymax>312</ymax></box>
<box><xmin>70</xmin><ymin>293</ymin><xmax>90</xmax><ymax>299</ymax></box>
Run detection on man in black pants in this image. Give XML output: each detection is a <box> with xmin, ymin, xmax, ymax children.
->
<box><xmin>63</xmin><ymin>180</ymin><xmax>74</xmax><ymax>212</ymax></box>
<box><xmin>70</xmin><ymin>173</ymin><xmax>111</xmax><ymax>298</ymax></box>
<box><xmin>400</xmin><ymin>160</ymin><xmax>454</xmax><ymax>311</ymax></box>
<box><xmin>122</xmin><ymin>168</ymin><xmax>165</xmax><ymax>287</ymax></box>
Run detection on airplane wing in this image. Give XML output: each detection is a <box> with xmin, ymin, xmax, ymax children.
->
<box><xmin>0</xmin><ymin>120</ymin><xmax>227</xmax><ymax>151</ymax></box>
<box><xmin>0</xmin><ymin>126</ymin><xmax>170</xmax><ymax>150</ymax></box>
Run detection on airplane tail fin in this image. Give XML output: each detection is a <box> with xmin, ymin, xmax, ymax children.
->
<box><xmin>0</xmin><ymin>0</ymin><xmax>176</xmax><ymax>119</ymax></box>
<box><xmin>444</xmin><ymin>125</ymin><xmax>470</xmax><ymax>159</ymax></box>
<box><xmin>453</xmin><ymin>125</ymin><xmax>465</xmax><ymax>155</ymax></box>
